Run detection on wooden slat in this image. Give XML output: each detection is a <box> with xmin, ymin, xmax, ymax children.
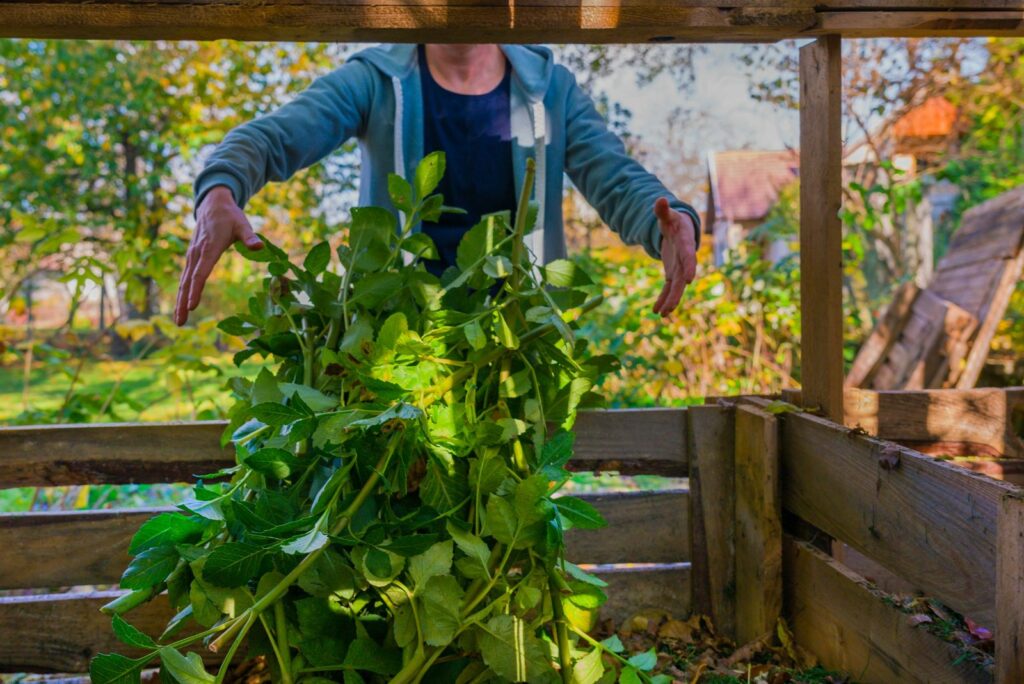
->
<box><xmin>784</xmin><ymin>536</ymin><xmax>994</xmax><ymax>684</ymax></box>
<box><xmin>0</xmin><ymin>409</ymin><xmax>689</xmax><ymax>488</ymax></box>
<box><xmin>0</xmin><ymin>592</ymin><xmax>214</xmax><ymax>674</ymax></box>
<box><xmin>5</xmin><ymin>1</ymin><xmax>1024</xmax><ymax>42</ymax></box>
<box><xmin>591</xmin><ymin>564</ymin><xmax>692</xmax><ymax>624</ymax></box>
<box><xmin>564</xmin><ymin>490</ymin><xmax>690</xmax><ymax>565</ymax></box>
<box><xmin>997</xmin><ymin>492</ymin><xmax>1024</xmax><ymax>684</ymax></box>
<box><xmin>0</xmin><ymin>490</ymin><xmax>689</xmax><ymax>590</ymax></box>
<box><xmin>0</xmin><ymin>568</ymin><xmax>689</xmax><ymax>673</ymax></box>
<box><xmin>957</xmin><ymin>251</ymin><xmax>1024</xmax><ymax>389</ymax></box>
<box><xmin>846</xmin><ymin>281</ymin><xmax>920</xmax><ymax>389</ymax></box>
<box><xmin>686</xmin><ymin>405</ymin><xmax>736</xmax><ymax>638</ymax></box>
<box><xmin>799</xmin><ymin>34</ymin><xmax>844</xmax><ymax>422</ymax></box>
<box><xmin>733</xmin><ymin>405</ymin><xmax>781</xmax><ymax>645</ymax></box>
<box><xmin>844</xmin><ymin>387</ymin><xmax>1024</xmax><ymax>459</ymax></box>
<box><xmin>781</xmin><ymin>410</ymin><xmax>1020</xmax><ymax>627</ymax></box>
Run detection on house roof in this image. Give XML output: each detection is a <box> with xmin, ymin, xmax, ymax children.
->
<box><xmin>707</xmin><ymin>149</ymin><xmax>800</xmax><ymax>227</ymax></box>
<box><xmin>892</xmin><ymin>96</ymin><xmax>958</xmax><ymax>140</ymax></box>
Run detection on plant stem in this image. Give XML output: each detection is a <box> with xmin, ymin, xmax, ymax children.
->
<box><xmin>274</xmin><ymin>599</ymin><xmax>294</xmax><ymax>684</ymax></box>
<box><xmin>548</xmin><ymin>571</ymin><xmax>574</xmax><ymax>684</ymax></box>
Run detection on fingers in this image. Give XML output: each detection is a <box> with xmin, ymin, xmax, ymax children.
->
<box><xmin>653</xmin><ymin>280</ymin><xmax>672</xmax><ymax>315</ymax></box>
<box><xmin>236</xmin><ymin>215</ymin><xmax>263</xmax><ymax>251</ymax></box>
<box><xmin>174</xmin><ymin>249</ymin><xmax>197</xmax><ymax>326</ymax></box>
<box><xmin>658</xmin><ymin>275</ymin><xmax>687</xmax><ymax>318</ymax></box>
<box><xmin>186</xmin><ymin>245</ymin><xmax>223</xmax><ymax>313</ymax></box>
<box><xmin>653</xmin><ymin>197</ymin><xmax>673</xmax><ymax>226</ymax></box>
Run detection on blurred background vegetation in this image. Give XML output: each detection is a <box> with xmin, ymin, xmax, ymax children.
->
<box><xmin>4</xmin><ymin>37</ymin><xmax>1024</xmax><ymax>512</ymax></box>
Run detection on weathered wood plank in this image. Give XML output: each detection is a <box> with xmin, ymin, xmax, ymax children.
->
<box><xmin>818</xmin><ymin>9</ymin><xmax>1024</xmax><ymax>37</ymax></box>
<box><xmin>686</xmin><ymin>405</ymin><xmax>736</xmax><ymax>637</ymax></box>
<box><xmin>844</xmin><ymin>387</ymin><xmax>1024</xmax><ymax>459</ymax></box>
<box><xmin>733</xmin><ymin>405</ymin><xmax>781</xmax><ymax>646</ymax></box>
<box><xmin>957</xmin><ymin>251</ymin><xmax>1024</xmax><ymax>389</ymax></box>
<box><xmin>996</xmin><ymin>492</ymin><xmax>1024</xmax><ymax>684</ymax></box>
<box><xmin>591</xmin><ymin>564</ymin><xmax>692</xmax><ymax>624</ymax></box>
<box><xmin>0</xmin><ymin>566</ymin><xmax>689</xmax><ymax>673</ymax></box>
<box><xmin>781</xmin><ymin>410</ymin><xmax>1019</xmax><ymax>627</ymax></box>
<box><xmin>784</xmin><ymin>536</ymin><xmax>994</xmax><ymax>684</ymax></box>
<box><xmin>0</xmin><ymin>409</ymin><xmax>689</xmax><ymax>488</ymax></box>
<box><xmin>846</xmin><ymin>281</ymin><xmax>920</xmax><ymax>389</ymax></box>
<box><xmin>0</xmin><ymin>592</ymin><xmax>215</xmax><ymax>674</ymax></box>
<box><xmin>0</xmin><ymin>490</ymin><xmax>689</xmax><ymax>590</ymax></box>
<box><xmin>799</xmin><ymin>35</ymin><xmax>844</xmax><ymax>421</ymax></box>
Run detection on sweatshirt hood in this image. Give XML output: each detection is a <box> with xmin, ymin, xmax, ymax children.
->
<box><xmin>349</xmin><ymin>43</ymin><xmax>554</xmax><ymax>102</ymax></box>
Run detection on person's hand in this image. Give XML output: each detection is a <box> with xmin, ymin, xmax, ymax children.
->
<box><xmin>652</xmin><ymin>197</ymin><xmax>698</xmax><ymax>318</ymax></box>
<box><xmin>174</xmin><ymin>186</ymin><xmax>263</xmax><ymax>326</ymax></box>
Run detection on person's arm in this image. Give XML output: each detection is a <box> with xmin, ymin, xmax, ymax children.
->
<box><xmin>176</xmin><ymin>60</ymin><xmax>377</xmax><ymax>326</ymax></box>
<box><xmin>562</xmin><ymin>70</ymin><xmax>700</xmax><ymax>316</ymax></box>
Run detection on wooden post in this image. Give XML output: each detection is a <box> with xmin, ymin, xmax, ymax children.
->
<box><xmin>687</xmin><ymin>405</ymin><xmax>737</xmax><ymax>638</ymax></box>
<box><xmin>799</xmin><ymin>35</ymin><xmax>844</xmax><ymax>422</ymax></box>
<box><xmin>997</xmin><ymin>492</ymin><xmax>1024</xmax><ymax>683</ymax></box>
<box><xmin>734</xmin><ymin>405</ymin><xmax>781</xmax><ymax>645</ymax></box>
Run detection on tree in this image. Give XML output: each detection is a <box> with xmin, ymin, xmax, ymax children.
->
<box><xmin>0</xmin><ymin>40</ymin><xmax>358</xmax><ymax>325</ymax></box>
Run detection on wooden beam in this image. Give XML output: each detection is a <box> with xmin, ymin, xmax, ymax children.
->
<box><xmin>784</xmin><ymin>536</ymin><xmax>994</xmax><ymax>684</ymax></box>
<box><xmin>844</xmin><ymin>387</ymin><xmax>1024</xmax><ymax>458</ymax></box>
<box><xmin>3</xmin><ymin>2</ymin><xmax>1024</xmax><ymax>42</ymax></box>
<box><xmin>799</xmin><ymin>35</ymin><xmax>844</xmax><ymax>421</ymax></box>
<box><xmin>0</xmin><ymin>490</ymin><xmax>689</xmax><ymax>590</ymax></box>
<box><xmin>686</xmin><ymin>405</ymin><xmax>736</xmax><ymax>638</ymax></box>
<box><xmin>0</xmin><ymin>409</ymin><xmax>689</xmax><ymax>488</ymax></box>
<box><xmin>733</xmin><ymin>405</ymin><xmax>781</xmax><ymax>645</ymax></box>
<box><xmin>594</xmin><ymin>564</ymin><xmax>692</xmax><ymax>624</ymax></box>
<box><xmin>997</xmin><ymin>492</ymin><xmax>1024</xmax><ymax>684</ymax></box>
<box><xmin>781</xmin><ymin>410</ymin><xmax>1019</xmax><ymax>627</ymax></box>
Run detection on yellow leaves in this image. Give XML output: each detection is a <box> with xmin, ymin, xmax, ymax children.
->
<box><xmin>115</xmin><ymin>319</ymin><xmax>157</xmax><ymax>341</ymax></box>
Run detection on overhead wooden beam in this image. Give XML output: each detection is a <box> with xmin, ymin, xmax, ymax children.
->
<box><xmin>799</xmin><ymin>35</ymin><xmax>844</xmax><ymax>421</ymax></box>
<box><xmin>3</xmin><ymin>2</ymin><xmax>1024</xmax><ymax>42</ymax></box>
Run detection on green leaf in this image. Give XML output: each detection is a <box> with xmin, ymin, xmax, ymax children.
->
<box><xmin>243</xmin><ymin>447</ymin><xmax>300</xmax><ymax>479</ymax></box>
<box><xmin>128</xmin><ymin>513</ymin><xmax>205</xmax><ymax>555</ymax></box>
<box><xmin>281</xmin><ymin>522</ymin><xmax>329</xmax><ymax>555</ymax></box>
<box><xmin>202</xmin><ymin>542</ymin><xmax>265</xmax><ymax>587</ymax></box>
<box><xmin>555</xmin><ymin>496</ymin><xmax>607</xmax><ymax>530</ymax></box>
<box><xmin>477</xmin><ymin>615</ymin><xmax>554</xmax><ymax>682</ymax></box>
<box><xmin>382</xmin><ymin>534</ymin><xmax>440</xmax><ymax>557</ymax></box>
<box><xmin>484</xmin><ymin>495</ymin><xmax>518</xmax><ymax>545</ymax></box>
<box><xmin>599</xmin><ymin>634</ymin><xmax>624</xmax><ymax>653</ymax></box>
<box><xmin>377</xmin><ymin>312</ymin><xmax>408</xmax><ymax>351</ymax></box>
<box><xmin>251</xmin><ymin>367</ymin><xmax>283</xmax><ymax>405</ymax></box>
<box><xmin>388</xmin><ymin>173</ymin><xmax>414</xmax><ymax>213</ymax></box>
<box><xmin>250</xmin><ymin>401</ymin><xmax>305</xmax><ymax>426</ymax></box>
<box><xmin>572</xmin><ymin>648</ymin><xmax>604</xmax><ymax>684</ymax></box>
<box><xmin>540</xmin><ymin>430</ymin><xmax>575</xmax><ymax>469</ymax></box>
<box><xmin>544</xmin><ymin>259</ymin><xmax>593</xmax><ymax>288</ymax></box>
<box><xmin>499</xmin><ymin>368</ymin><xmax>532</xmax><ymax>399</ymax></box>
<box><xmin>121</xmin><ymin>546</ymin><xmax>178</xmax><ymax>590</ymax></box>
<box><xmin>89</xmin><ymin>653</ymin><xmax>147</xmax><ymax>684</ymax></box>
<box><xmin>401</xmin><ymin>232</ymin><xmax>438</xmax><ymax>260</ymax></box>
<box><xmin>304</xmin><ymin>240</ymin><xmax>332</xmax><ymax>275</ymax></box>
<box><xmin>627</xmin><ymin>648</ymin><xmax>657</xmax><ymax>672</ymax></box>
<box><xmin>280</xmin><ymin>383</ymin><xmax>337</xmax><ymax>412</ymax></box>
<box><xmin>295</xmin><ymin>596</ymin><xmax>354</xmax><ymax>666</ymax></box>
<box><xmin>342</xmin><ymin>638</ymin><xmax>402</xmax><ymax>675</ymax></box>
<box><xmin>217</xmin><ymin>315</ymin><xmax>256</xmax><ymax>337</ymax></box>
<box><xmin>464</xmin><ymin>319</ymin><xmax>486</xmax><ymax>350</ymax></box>
<box><xmin>619</xmin><ymin>666</ymin><xmax>643</xmax><ymax>684</ymax></box>
<box><xmin>158</xmin><ymin>647</ymin><xmax>214</xmax><ymax>683</ymax></box>
<box><xmin>563</xmin><ymin>561</ymin><xmax>608</xmax><ymax>588</ymax></box>
<box><xmin>111</xmin><ymin>615</ymin><xmax>157</xmax><ymax>650</ymax></box>
<box><xmin>483</xmin><ymin>255</ymin><xmax>513</xmax><ymax>278</ymax></box>
<box><xmin>493</xmin><ymin>310</ymin><xmax>519</xmax><ymax>349</ymax></box>
<box><xmin>409</xmin><ymin>540</ymin><xmax>453</xmax><ymax>589</ymax></box>
<box><xmin>446</xmin><ymin>521</ymin><xmax>491</xmax><ymax>576</ymax></box>
<box><xmin>420</xmin><ymin>574</ymin><xmax>464</xmax><ymax>646</ymax></box>
<box><xmin>421</xmin><ymin>459</ymin><xmax>469</xmax><ymax>513</ymax></box>
<box><xmin>414</xmin><ymin>150</ymin><xmax>446</xmax><ymax>200</ymax></box>
<box><xmin>297</xmin><ymin>549</ymin><xmax>358</xmax><ymax>599</ymax></box>
<box><xmin>347</xmin><ymin>207</ymin><xmax>394</xmax><ymax>272</ymax></box>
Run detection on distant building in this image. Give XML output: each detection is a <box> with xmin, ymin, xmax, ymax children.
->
<box><xmin>705</xmin><ymin>96</ymin><xmax>961</xmax><ymax>269</ymax></box>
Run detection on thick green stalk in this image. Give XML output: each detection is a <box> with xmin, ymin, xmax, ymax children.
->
<box><xmin>274</xmin><ymin>600</ymin><xmax>294</xmax><ymax>684</ymax></box>
<box><xmin>510</xmin><ymin>158</ymin><xmax>536</xmax><ymax>295</ymax></box>
<box><xmin>548</xmin><ymin>571</ymin><xmax>573</xmax><ymax>684</ymax></box>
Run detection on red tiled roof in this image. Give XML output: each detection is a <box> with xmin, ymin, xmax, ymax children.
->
<box><xmin>892</xmin><ymin>96</ymin><xmax>957</xmax><ymax>140</ymax></box>
<box><xmin>709</xmin><ymin>149</ymin><xmax>800</xmax><ymax>224</ymax></box>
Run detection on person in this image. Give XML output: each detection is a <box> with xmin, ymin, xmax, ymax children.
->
<box><xmin>174</xmin><ymin>44</ymin><xmax>701</xmax><ymax>326</ymax></box>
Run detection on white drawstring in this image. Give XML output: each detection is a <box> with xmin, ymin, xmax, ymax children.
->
<box><xmin>392</xmin><ymin>76</ymin><xmax>415</xmax><ymax>266</ymax></box>
<box><xmin>530</xmin><ymin>100</ymin><xmax>547</xmax><ymax>266</ymax></box>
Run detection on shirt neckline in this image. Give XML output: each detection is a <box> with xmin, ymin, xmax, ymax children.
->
<box><xmin>418</xmin><ymin>45</ymin><xmax>510</xmax><ymax>99</ymax></box>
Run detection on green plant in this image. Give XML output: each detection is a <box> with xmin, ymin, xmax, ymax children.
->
<box><xmin>92</xmin><ymin>154</ymin><xmax>663</xmax><ymax>684</ymax></box>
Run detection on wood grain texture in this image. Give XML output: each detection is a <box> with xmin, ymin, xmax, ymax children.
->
<box><xmin>781</xmin><ymin>410</ymin><xmax>1019</xmax><ymax>627</ymax></box>
<box><xmin>996</xmin><ymin>492</ymin><xmax>1024</xmax><ymax>684</ymax></box>
<box><xmin>591</xmin><ymin>564</ymin><xmax>692</xmax><ymax>624</ymax></box>
<box><xmin>686</xmin><ymin>404</ymin><xmax>737</xmax><ymax>638</ymax></box>
<box><xmin>733</xmin><ymin>405</ymin><xmax>781</xmax><ymax>645</ymax></box>
<box><xmin>957</xmin><ymin>251</ymin><xmax>1024</xmax><ymax>389</ymax></box>
<box><xmin>846</xmin><ymin>282</ymin><xmax>920</xmax><ymax>389</ymax></box>
<box><xmin>0</xmin><ymin>591</ymin><xmax>215</xmax><ymax>674</ymax></box>
<box><xmin>784</xmin><ymin>536</ymin><xmax>994</xmax><ymax>684</ymax></box>
<box><xmin>799</xmin><ymin>35</ymin><xmax>844</xmax><ymax>422</ymax></box>
<box><xmin>844</xmin><ymin>387</ymin><xmax>1024</xmax><ymax>459</ymax></box>
<box><xmin>0</xmin><ymin>567</ymin><xmax>688</xmax><ymax>673</ymax></box>
<box><xmin>0</xmin><ymin>490</ymin><xmax>689</xmax><ymax>590</ymax></box>
<box><xmin>0</xmin><ymin>409</ymin><xmax>689</xmax><ymax>488</ymax></box>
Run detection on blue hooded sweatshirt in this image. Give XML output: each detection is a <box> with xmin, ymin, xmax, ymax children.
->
<box><xmin>193</xmin><ymin>44</ymin><xmax>700</xmax><ymax>262</ymax></box>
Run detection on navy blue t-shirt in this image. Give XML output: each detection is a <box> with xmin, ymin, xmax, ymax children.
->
<box><xmin>418</xmin><ymin>45</ymin><xmax>517</xmax><ymax>276</ymax></box>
